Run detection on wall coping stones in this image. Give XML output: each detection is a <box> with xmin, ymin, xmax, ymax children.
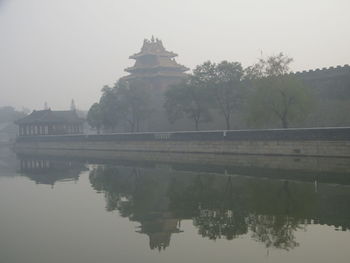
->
<box><xmin>16</xmin><ymin>127</ymin><xmax>350</xmax><ymax>143</ymax></box>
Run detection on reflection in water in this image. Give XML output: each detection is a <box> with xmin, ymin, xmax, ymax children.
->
<box><xmin>89</xmin><ymin>166</ymin><xmax>183</xmax><ymax>251</ymax></box>
<box><xmin>18</xmin><ymin>156</ymin><xmax>87</xmax><ymax>185</ymax></box>
<box><xmin>3</xmin><ymin>152</ymin><xmax>350</xmax><ymax>262</ymax></box>
<box><xmin>0</xmin><ymin>146</ymin><xmax>17</xmax><ymax>176</ymax></box>
<box><xmin>88</xmin><ymin>164</ymin><xmax>350</xmax><ymax>251</ymax></box>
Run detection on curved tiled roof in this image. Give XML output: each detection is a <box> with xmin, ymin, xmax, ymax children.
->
<box><xmin>15</xmin><ymin>110</ymin><xmax>84</xmax><ymax>124</ymax></box>
<box><xmin>129</xmin><ymin>37</ymin><xmax>177</xmax><ymax>59</ymax></box>
<box><xmin>124</xmin><ymin>37</ymin><xmax>189</xmax><ymax>78</ymax></box>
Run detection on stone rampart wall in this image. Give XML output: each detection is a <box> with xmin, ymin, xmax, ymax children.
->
<box><xmin>15</xmin><ymin>148</ymin><xmax>350</xmax><ymax>175</ymax></box>
<box><xmin>15</xmin><ymin>127</ymin><xmax>350</xmax><ymax>157</ymax></box>
<box><xmin>291</xmin><ymin>64</ymin><xmax>350</xmax><ymax>80</ymax></box>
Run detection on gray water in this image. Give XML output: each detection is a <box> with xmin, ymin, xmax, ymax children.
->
<box><xmin>1</xmin><ymin>148</ymin><xmax>350</xmax><ymax>263</ymax></box>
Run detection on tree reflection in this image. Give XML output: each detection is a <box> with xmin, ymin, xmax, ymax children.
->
<box><xmin>248</xmin><ymin>214</ymin><xmax>301</xmax><ymax>250</ymax></box>
<box><xmin>89</xmin><ymin>164</ymin><xmax>350</xmax><ymax>251</ymax></box>
<box><xmin>194</xmin><ymin>208</ymin><xmax>248</xmax><ymax>240</ymax></box>
<box><xmin>90</xmin><ymin>165</ymin><xmax>182</xmax><ymax>250</ymax></box>
<box><xmin>195</xmin><ymin>177</ymin><xmax>248</xmax><ymax>240</ymax></box>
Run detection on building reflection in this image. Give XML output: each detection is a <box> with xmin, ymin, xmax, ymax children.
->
<box><xmin>136</xmin><ymin>212</ymin><xmax>182</xmax><ymax>251</ymax></box>
<box><xmin>18</xmin><ymin>155</ymin><xmax>87</xmax><ymax>186</ymax></box>
<box><xmin>89</xmin><ymin>164</ymin><xmax>350</xmax><ymax>251</ymax></box>
<box><xmin>89</xmin><ymin>166</ymin><xmax>183</xmax><ymax>250</ymax></box>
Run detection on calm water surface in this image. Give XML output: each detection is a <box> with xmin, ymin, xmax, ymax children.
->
<box><xmin>1</xmin><ymin>148</ymin><xmax>350</xmax><ymax>263</ymax></box>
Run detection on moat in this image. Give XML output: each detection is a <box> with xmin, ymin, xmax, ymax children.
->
<box><xmin>1</xmin><ymin>147</ymin><xmax>350</xmax><ymax>263</ymax></box>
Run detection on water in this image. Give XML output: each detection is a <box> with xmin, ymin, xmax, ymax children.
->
<box><xmin>1</xmin><ymin>147</ymin><xmax>350</xmax><ymax>263</ymax></box>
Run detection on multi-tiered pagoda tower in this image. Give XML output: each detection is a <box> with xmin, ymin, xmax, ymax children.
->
<box><xmin>123</xmin><ymin>36</ymin><xmax>189</xmax><ymax>92</ymax></box>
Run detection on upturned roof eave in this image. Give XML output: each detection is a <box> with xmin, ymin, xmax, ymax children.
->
<box><xmin>122</xmin><ymin>72</ymin><xmax>189</xmax><ymax>80</ymax></box>
<box><xmin>125</xmin><ymin>65</ymin><xmax>189</xmax><ymax>73</ymax></box>
<box><xmin>16</xmin><ymin>119</ymin><xmax>84</xmax><ymax>125</ymax></box>
<box><xmin>15</xmin><ymin>110</ymin><xmax>84</xmax><ymax>125</ymax></box>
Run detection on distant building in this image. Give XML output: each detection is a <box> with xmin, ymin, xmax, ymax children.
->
<box><xmin>123</xmin><ymin>36</ymin><xmax>189</xmax><ymax>92</ymax></box>
<box><xmin>121</xmin><ymin>37</ymin><xmax>189</xmax><ymax>131</ymax></box>
<box><xmin>15</xmin><ymin>109</ymin><xmax>84</xmax><ymax>136</ymax></box>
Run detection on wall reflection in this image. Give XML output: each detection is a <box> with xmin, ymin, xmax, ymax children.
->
<box><xmin>14</xmin><ymin>151</ymin><xmax>350</xmax><ymax>250</ymax></box>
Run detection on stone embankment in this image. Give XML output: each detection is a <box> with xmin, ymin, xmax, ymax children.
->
<box><xmin>15</xmin><ymin>127</ymin><xmax>350</xmax><ymax>158</ymax></box>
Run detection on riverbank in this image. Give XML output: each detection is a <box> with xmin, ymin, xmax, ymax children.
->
<box><xmin>14</xmin><ymin>127</ymin><xmax>350</xmax><ymax>158</ymax></box>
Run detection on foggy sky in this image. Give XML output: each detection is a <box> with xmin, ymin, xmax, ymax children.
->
<box><xmin>0</xmin><ymin>0</ymin><xmax>349</xmax><ymax>111</ymax></box>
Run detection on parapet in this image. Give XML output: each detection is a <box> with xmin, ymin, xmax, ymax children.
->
<box><xmin>290</xmin><ymin>64</ymin><xmax>350</xmax><ymax>80</ymax></box>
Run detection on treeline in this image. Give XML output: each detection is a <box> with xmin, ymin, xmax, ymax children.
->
<box><xmin>88</xmin><ymin>53</ymin><xmax>313</xmax><ymax>133</ymax></box>
<box><xmin>0</xmin><ymin>106</ymin><xmax>27</xmax><ymax>124</ymax></box>
<box><xmin>87</xmin><ymin>80</ymin><xmax>152</xmax><ymax>133</ymax></box>
<box><xmin>0</xmin><ymin>106</ymin><xmax>28</xmax><ymax>142</ymax></box>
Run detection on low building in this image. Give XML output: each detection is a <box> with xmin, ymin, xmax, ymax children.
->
<box><xmin>15</xmin><ymin>109</ymin><xmax>84</xmax><ymax>136</ymax></box>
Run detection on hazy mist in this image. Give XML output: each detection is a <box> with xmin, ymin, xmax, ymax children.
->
<box><xmin>1</xmin><ymin>0</ymin><xmax>349</xmax><ymax>111</ymax></box>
